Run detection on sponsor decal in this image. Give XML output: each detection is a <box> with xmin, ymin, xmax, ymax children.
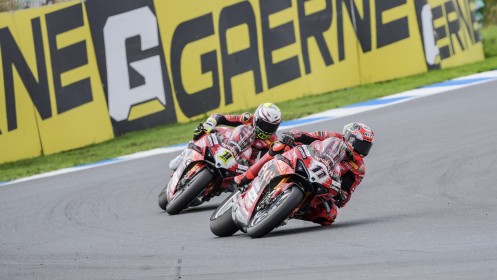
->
<box><xmin>0</xmin><ymin>0</ymin><xmax>484</xmax><ymax>163</ymax></box>
<box><xmin>85</xmin><ymin>0</ymin><xmax>176</xmax><ymax>135</ymax></box>
<box><xmin>236</xmin><ymin>165</ymin><xmax>249</xmax><ymax>174</ymax></box>
<box><xmin>207</xmin><ymin>135</ymin><xmax>214</xmax><ymax>147</ymax></box>
<box><xmin>348</xmin><ymin>161</ymin><xmax>359</xmax><ymax>170</ymax></box>
<box><xmin>297</xmin><ymin>146</ymin><xmax>308</xmax><ymax>159</ymax></box>
<box><xmin>414</xmin><ymin>0</ymin><xmax>482</xmax><ymax>69</ymax></box>
<box><xmin>217</xmin><ymin>150</ymin><xmax>233</xmax><ymax>165</ymax></box>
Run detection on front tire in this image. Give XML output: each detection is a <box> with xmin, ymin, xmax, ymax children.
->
<box><xmin>158</xmin><ymin>186</ymin><xmax>169</xmax><ymax>211</ymax></box>
<box><xmin>210</xmin><ymin>191</ymin><xmax>240</xmax><ymax>237</ymax></box>
<box><xmin>165</xmin><ymin>168</ymin><xmax>214</xmax><ymax>215</ymax></box>
<box><xmin>247</xmin><ymin>185</ymin><xmax>303</xmax><ymax>238</ymax></box>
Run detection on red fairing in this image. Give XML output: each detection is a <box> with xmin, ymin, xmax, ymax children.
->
<box><xmin>237</xmin><ymin>157</ymin><xmax>295</xmax><ymax>221</ymax></box>
<box><xmin>166</xmin><ymin>126</ymin><xmax>254</xmax><ymax>206</ymax></box>
<box><xmin>290</xmin><ymin>128</ymin><xmax>365</xmax><ymax>208</ymax></box>
<box><xmin>237</xmin><ymin>138</ymin><xmax>345</xmax><ymax>225</ymax></box>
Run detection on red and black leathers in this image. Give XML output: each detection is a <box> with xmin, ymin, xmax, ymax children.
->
<box><xmin>208</xmin><ymin>113</ymin><xmax>278</xmax><ymax>165</ymax></box>
<box><xmin>235</xmin><ymin>128</ymin><xmax>366</xmax><ymax>225</ymax></box>
<box><xmin>288</xmin><ymin>129</ymin><xmax>365</xmax><ymax>208</ymax></box>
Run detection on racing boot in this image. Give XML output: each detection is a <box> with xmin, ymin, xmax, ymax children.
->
<box><xmin>300</xmin><ymin>196</ymin><xmax>338</xmax><ymax>226</ymax></box>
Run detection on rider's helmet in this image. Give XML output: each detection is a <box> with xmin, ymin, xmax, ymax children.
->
<box><xmin>342</xmin><ymin>122</ymin><xmax>374</xmax><ymax>161</ymax></box>
<box><xmin>253</xmin><ymin>103</ymin><xmax>282</xmax><ymax>140</ymax></box>
<box><xmin>227</xmin><ymin>125</ymin><xmax>256</xmax><ymax>155</ymax></box>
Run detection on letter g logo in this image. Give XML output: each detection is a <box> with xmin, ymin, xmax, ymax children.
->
<box><xmin>103</xmin><ymin>7</ymin><xmax>166</xmax><ymax>122</ymax></box>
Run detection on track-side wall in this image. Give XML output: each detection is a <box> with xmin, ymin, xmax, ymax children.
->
<box><xmin>0</xmin><ymin>0</ymin><xmax>484</xmax><ymax>163</ymax></box>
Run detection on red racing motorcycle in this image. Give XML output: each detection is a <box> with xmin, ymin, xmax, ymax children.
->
<box><xmin>210</xmin><ymin>138</ymin><xmax>345</xmax><ymax>238</ymax></box>
<box><xmin>158</xmin><ymin>125</ymin><xmax>255</xmax><ymax>215</ymax></box>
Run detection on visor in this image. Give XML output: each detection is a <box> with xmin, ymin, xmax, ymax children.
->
<box><xmin>352</xmin><ymin>136</ymin><xmax>372</xmax><ymax>157</ymax></box>
<box><xmin>255</xmin><ymin>118</ymin><xmax>279</xmax><ymax>135</ymax></box>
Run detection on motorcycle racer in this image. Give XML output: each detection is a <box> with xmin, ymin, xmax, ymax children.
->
<box><xmin>234</xmin><ymin>122</ymin><xmax>374</xmax><ymax>226</ymax></box>
<box><xmin>169</xmin><ymin>103</ymin><xmax>282</xmax><ymax>171</ymax></box>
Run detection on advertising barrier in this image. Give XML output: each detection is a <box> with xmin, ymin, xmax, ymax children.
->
<box><xmin>0</xmin><ymin>0</ymin><xmax>484</xmax><ymax>164</ymax></box>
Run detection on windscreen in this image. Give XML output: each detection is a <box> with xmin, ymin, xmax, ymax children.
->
<box><xmin>226</xmin><ymin>125</ymin><xmax>255</xmax><ymax>155</ymax></box>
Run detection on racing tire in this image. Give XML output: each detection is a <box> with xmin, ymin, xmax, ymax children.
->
<box><xmin>210</xmin><ymin>191</ymin><xmax>240</xmax><ymax>237</ymax></box>
<box><xmin>247</xmin><ymin>185</ymin><xmax>304</xmax><ymax>238</ymax></box>
<box><xmin>158</xmin><ymin>186</ymin><xmax>169</xmax><ymax>211</ymax></box>
<box><xmin>165</xmin><ymin>168</ymin><xmax>214</xmax><ymax>215</ymax></box>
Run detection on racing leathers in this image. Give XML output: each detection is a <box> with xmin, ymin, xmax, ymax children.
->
<box><xmin>170</xmin><ymin>112</ymin><xmax>279</xmax><ymax>172</ymax></box>
<box><xmin>235</xmin><ymin>129</ymin><xmax>366</xmax><ymax>226</ymax></box>
<box><xmin>198</xmin><ymin>113</ymin><xmax>278</xmax><ymax>166</ymax></box>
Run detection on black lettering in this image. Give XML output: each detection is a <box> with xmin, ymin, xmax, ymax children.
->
<box><xmin>338</xmin><ymin>0</ymin><xmax>371</xmax><ymax>53</ymax></box>
<box><xmin>454</xmin><ymin>0</ymin><xmax>480</xmax><ymax>44</ymax></box>
<box><xmin>376</xmin><ymin>0</ymin><xmax>409</xmax><ymax>48</ymax></box>
<box><xmin>444</xmin><ymin>1</ymin><xmax>466</xmax><ymax>54</ymax></box>
<box><xmin>466</xmin><ymin>1</ymin><xmax>481</xmax><ymax>43</ymax></box>
<box><xmin>297</xmin><ymin>0</ymin><xmax>333</xmax><ymax>74</ymax></box>
<box><xmin>0</xmin><ymin>18</ymin><xmax>51</xmax><ymax>132</ymax></box>
<box><xmin>413</xmin><ymin>0</ymin><xmax>440</xmax><ymax>69</ymax></box>
<box><xmin>125</xmin><ymin>36</ymin><xmax>146</xmax><ymax>89</ymax></box>
<box><xmin>124</xmin><ymin>35</ymin><xmax>165</xmax><ymax>90</ymax></box>
<box><xmin>219</xmin><ymin>1</ymin><xmax>262</xmax><ymax>104</ymax></box>
<box><xmin>171</xmin><ymin>13</ymin><xmax>220</xmax><ymax>118</ymax></box>
<box><xmin>432</xmin><ymin>5</ymin><xmax>450</xmax><ymax>59</ymax></box>
<box><xmin>260</xmin><ymin>0</ymin><xmax>300</xmax><ymax>89</ymax></box>
<box><xmin>336</xmin><ymin>0</ymin><xmax>345</xmax><ymax>61</ymax></box>
<box><xmin>46</xmin><ymin>4</ymin><xmax>92</xmax><ymax>114</ymax></box>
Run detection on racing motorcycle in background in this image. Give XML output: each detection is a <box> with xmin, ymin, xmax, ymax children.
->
<box><xmin>210</xmin><ymin>138</ymin><xmax>345</xmax><ymax>238</ymax></box>
<box><xmin>158</xmin><ymin>125</ymin><xmax>255</xmax><ymax>215</ymax></box>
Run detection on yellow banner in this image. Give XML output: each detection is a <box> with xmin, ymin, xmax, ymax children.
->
<box><xmin>0</xmin><ymin>12</ymin><xmax>43</xmax><ymax>164</ymax></box>
<box><xmin>427</xmin><ymin>0</ymin><xmax>484</xmax><ymax>68</ymax></box>
<box><xmin>0</xmin><ymin>2</ymin><xmax>113</xmax><ymax>163</ymax></box>
<box><xmin>0</xmin><ymin>0</ymin><xmax>485</xmax><ymax>164</ymax></box>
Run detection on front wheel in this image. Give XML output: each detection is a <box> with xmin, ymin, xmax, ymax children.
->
<box><xmin>210</xmin><ymin>191</ymin><xmax>240</xmax><ymax>237</ymax></box>
<box><xmin>165</xmin><ymin>168</ymin><xmax>214</xmax><ymax>215</ymax></box>
<box><xmin>158</xmin><ymin>186</ymin><xmax>169</xmax><ymax>211</ymax></box>
<box><xmin>247</xmin><ymin>185</ymin><xmax>304</xmax><ymax>238</ymax></box>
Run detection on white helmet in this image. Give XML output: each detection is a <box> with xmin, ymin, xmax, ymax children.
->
<box><xmin>253</xmin><ymin>103</ymin><xmax>282</xmax><ymax>139</ymax></box>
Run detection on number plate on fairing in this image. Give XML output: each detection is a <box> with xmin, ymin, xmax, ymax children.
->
<box><xmin>308</xmin><ymin>160</ymin><xmax>330</xmax><ymax>184</ymax></box>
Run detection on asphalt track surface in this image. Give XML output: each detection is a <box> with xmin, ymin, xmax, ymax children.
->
<box><xmin>1</xmin><ymin>80</ymin><xmax>497</xmax><ymax>280</ymax></box>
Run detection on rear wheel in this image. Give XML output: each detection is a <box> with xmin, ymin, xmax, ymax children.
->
<box><xmin>165</xmin><ymin>168</ymin><xmax>214</xmax><ymax>215</ymax></box>
<box><xmin>210</xmin><ymin>191</ymin><xmax>240</xmax><ymax>237</ymax></box>
<box><xmin>247</xmin><ymin>185</ymin><xmax>303</xmax><ymax>238</ymax></box>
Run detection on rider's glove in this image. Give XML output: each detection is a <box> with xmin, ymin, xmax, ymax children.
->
<box><xmin>233</xmin><ymin>174</ymin><xmax>250</xmax><ymax>191</ymax></box>
<box><xmin>334</xmin><ymin>189</ymin><xmax>349</xmax><ymax>208</ymax></box>
<box><xmin>193</xmin><ymin>123</ymin><xmax>206</xmax><ymax>141</ymax></box>
<box><xmin>202</xmin><ymin>117</ymin><xmax>217</xmax><ymax>133</ymax></box>
<box><xmin>268</xmin><ymin>133</ymin><xmax>295</xmax><ymax>156</ymax></box>
<box><xmin>280</xmin><ymin>132</ymin><xmax>296</xmax><ymax>148</ymax></box>
<box><xmin>192</xmin><ymin>117</ymin><xmax>217</xmax><ymax>141</ymax></box>
<box><xmin>268</xmin><ymin>142</ymin><xmax>292</xmax><ymax>156</ymax></box>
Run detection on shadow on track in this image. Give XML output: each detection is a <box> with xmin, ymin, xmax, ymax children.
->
<box><xmin>157</xmin><ymin>203</ymin><xmax>221</xmax><ymax>215</ymax></box>
<box><xmin>183</xmin><ymin>204</ymin><xmax>220</xmax><ymax>213</ymax></box>
<box><xmin>260</xmin><ymin>214</ymin><xmax>418</xmax><ymax>238</ymax></box>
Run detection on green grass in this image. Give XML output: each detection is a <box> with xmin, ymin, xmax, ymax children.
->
<box><xmin>482</xmin><ymin>25</ymin><xmax>497</xmax><ymax>57</ymax></box>
<box><xmin>1</xmin><ymin>46</ymin><xmax>497</xmax><ymax>182</ymax></box>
